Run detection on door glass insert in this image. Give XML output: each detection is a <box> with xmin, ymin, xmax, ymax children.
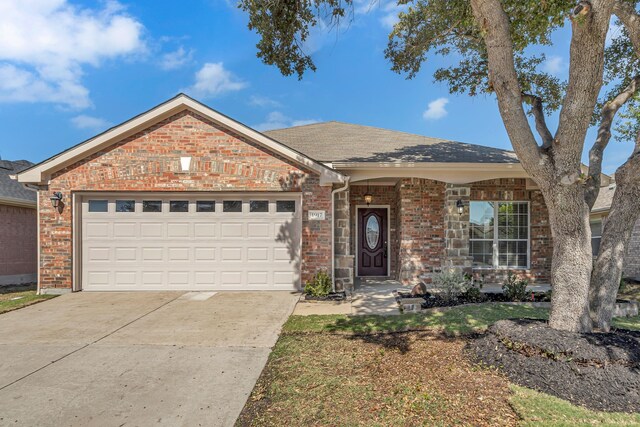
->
<box><xmin>365</xmin><ymin>215</ymin><xmax>380</xmax><ymax>249</ymax></box>
<box><xmin>115</xmin><ymin>200</ymin><xmax>135</xmax><ymax>212</ymax></box>
<box><xmin>250</xmin><ymin>200</ymin><xmax>269</xmax><ymax>212</ymax></box>
<box><xmin>196</xmin><ymin>201</ymin><xmax>215</xmax><ymax>212</ymax></box>
<box><xmin>142</xmin><ymin>200</ymin><xmax>162</xmax><ymax>212</ymax></box>
<box><xmin>88</xmin><ymin>200</ymin><xmax>108</xmax><ymax>212</ymax></box>
<box><xmin>169</xmin><ymin>201</ymin><xmax>189</xmax><ymax>212</ymax></box>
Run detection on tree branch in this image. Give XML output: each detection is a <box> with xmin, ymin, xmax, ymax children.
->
<box><xmin>585</xmin><ymin>74</ymin><xmax>640</xmax><ymax>209</ymax></box>
<box><xmin>554</xmin><ymin>0</ymin><xmax>614</xmax><ymax>172</ymax></box>
<box><xmin>614</xmin><ymin>0</ymin><xmax>640</xmax><ymax>54</ymax></box>
<box><xmin>469</xmin><ymin>0</ymin><xmax>548</xmax><ymax>177</ymax></box>
<box><xmin>522</xmin><ymin>93</ymin><xmax>554</xmax><ymax>149</ymax></box>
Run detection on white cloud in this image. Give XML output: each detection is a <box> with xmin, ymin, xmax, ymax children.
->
<box><xmin>543</xmin><ymin>55</ymin><xmax>564</xmax><ymax>75</ymax></box>
<box><xmin>379</xmin><ymin>1</ymin><xmax>408</xmax><ymax>29</ymax></box>
<box><xmin>160</xmin><ymin>46</ymin><xmax>193</xmax><ymax>70</ymax></box>
<box><xmin>249</xmin><ymin>95</ymin><xmax>281</xmax><ymax>108</ymax></box>
<box><xmin>0</xmin><ymin>0</ymin><xmax>145</xmax><ymax>109</ymax></box>
<box><xmin>253</xmin><ymin>111</ymin><xmax>321</xmax><ymax>131</ymax></box>
<box><xmin>71</xmin><ymin>114</ymin><xmax>110</xmax><ymax>130</ymax></box>
<box><xmin>423</xmin><ymin>97</ymin><xmax>449</xmax><ymax>120</ymax></box>
<box><xmin>184</xmin><ymin>62</ymin><xmax>247</xmax><ymax>98</ymax></box>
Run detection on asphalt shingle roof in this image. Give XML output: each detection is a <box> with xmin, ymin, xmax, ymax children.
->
<box><xmin>593</xmin><ymin>184</ymin><xmax>616</xmax><ymax>212</ymax></box>
<box><xmin>264</xmin><ymin>121</ymin><xmax>519</xmax><ymax>164</ymax></box>
<box><xmin>0</xmin><ymin>160</ymin><xmax>36</xmax><ymax>203</ymax></box>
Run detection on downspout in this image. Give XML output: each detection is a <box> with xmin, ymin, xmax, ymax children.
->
<box><xmin>331</xmin><ymin>177</ymin><xmax>350</xmax><ymax>292</ymax></box>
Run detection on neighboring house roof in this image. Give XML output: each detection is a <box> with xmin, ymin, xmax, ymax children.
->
<box><xmin>592</xmin><ymin>184</ymin><xmax>616</xmax><ymax>213</ymax></box>
<box><xmin>0</xmin><ymin>160</ymin><xmax>36</xmax><ymax>208</ymax></box>
<box><xmin>17</xmin><ymin>94</ymin><xmax>345</xmax><ymax>186</ymax></box>
<box><xmin>264</xmin><ymin>121</ymin><xmax>520</xmax><ymax>164</ymax></box>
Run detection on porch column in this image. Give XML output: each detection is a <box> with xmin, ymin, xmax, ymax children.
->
<box><xmin>443</xmin><ymin>184</ymin><xmax>473</xmax><ymax>274</ymax></box>
<box><xmin>334</xmin><ymin>188</ymin><xmax>354</xmax><ymax>292</ymax></box>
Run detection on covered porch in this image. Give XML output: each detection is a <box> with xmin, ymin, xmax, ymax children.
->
<box><xmin>332</xmin><ymin>170</ymin><xmax>552</xmax><ymax>293</ymax></box>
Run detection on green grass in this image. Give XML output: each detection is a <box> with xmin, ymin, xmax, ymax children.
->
<box><xmin>511</xmin><ymin>385</ymin><xmax>640</xmax><ymax>426</ymax></box>
<box><xmin>0</xmin><ymin>289</ymin><xmax>56</xmax><ymax>314</ymax></box>
<box><xmin>284</xmin><ymin>303</ymin><xmax>550</xmax><ymax>335</ymax></box>
<box><xmin>285</xmin><ymin>302</ymin><xmax>640</xmax><ymax>335</ymax></box>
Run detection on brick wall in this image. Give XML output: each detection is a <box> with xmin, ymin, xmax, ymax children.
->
<box><xmin>624</xmin><ymin>219</ymin><xmax>640</xmax><ymax>280</ymax></box>
<box><xmin>0</xmin><ymin>204</ymin><xmax>37</xmax><ymax>278</ymax></box>
<box><xmin>39</xmin><ymin>110</ymin><xmax>331</xmax><ymax>290</ymax></box>
<box><xmin>395</xmin><ymin>179</ymin><xmax>446</xmax><ymax>283</ymax></box>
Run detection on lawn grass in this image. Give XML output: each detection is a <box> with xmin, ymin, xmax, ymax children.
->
<box><xmin>239</xmin><ymin>303</ymin><xmax>640</xmax><ymax>426</ymax></box>
<box><xmin>511</xmin><ymin>385</ymin><xmax>640</xmax><ymax>426</ymax></box>
<box><xmin>619</xmin><ymin>281</ymin><xmax>640</xmax><ymax>302</ymax></box>
<box><xmin>0</xmin><ymin>287</ymin><xmax>56</xmax><ymax>314</ymax></box>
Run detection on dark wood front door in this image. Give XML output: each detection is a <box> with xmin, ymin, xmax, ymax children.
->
<box><xmin>358</xmin><ymin>208</ymin><xmax>388</xmax><ymax>276</ymax></box>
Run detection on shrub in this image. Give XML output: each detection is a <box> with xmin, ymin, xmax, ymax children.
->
<box><xmin>304</xmin><ymin>270</ymin><xmax>332</xmax><ymax>297</ymax></box>
<box><xmin>502</xmin><ymin>272</ymin><xmax>529</xmax><ymax>301</ymax></box>
<box><xmin>431</xmin><ymin>270</ymin><xmax>472</xmax><ymax>301</ymax></box>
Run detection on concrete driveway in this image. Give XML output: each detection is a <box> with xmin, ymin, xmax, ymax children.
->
<box><xmin>0</xmin><ymin>291</ymin><xmax>298</xmax><ymax>426</ymax></box>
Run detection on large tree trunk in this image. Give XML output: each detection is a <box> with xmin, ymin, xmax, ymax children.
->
<box><xmin>590</xmin><ymin>166</ymin><xmax>640</xmax><ymax>330</ymax></box>
<box><xmin>543</xmin><ymin>185</ymin><xmax>594</xmax><ymax>332</ymax></box>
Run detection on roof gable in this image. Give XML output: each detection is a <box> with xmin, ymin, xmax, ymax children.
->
<box><xmin>18</xmin><ymin>94</ymin><xmax>344</xmax><ymax>185</ymax></box>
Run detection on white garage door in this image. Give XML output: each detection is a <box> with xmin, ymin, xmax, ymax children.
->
<box><xmin>80</xmin><ymin>194</ymin><xmax>301</xmax><ymax>291</ymax></box>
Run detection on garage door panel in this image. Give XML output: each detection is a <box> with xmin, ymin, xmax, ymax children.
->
<box><xmin>141</xmin><ymin>223</ymin><xmax>163</xmax><ymax>238</ymax></box>
<box><xmin>82</xmin><ymin>194</ymin><xmax>301</xmax><ymax>291</ymax></box>
<box><xmin>113</xmin><ymin>223</ymin><xmax>136</xmax><ymax>238</ymax></box>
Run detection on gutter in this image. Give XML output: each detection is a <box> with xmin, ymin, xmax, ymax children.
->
<box><xmin>331</xmin><ymin>177</ymin><xmax>350</xmax><ymax>292</ymax></box>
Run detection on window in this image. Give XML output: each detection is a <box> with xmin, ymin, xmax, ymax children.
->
<box><xmin>591</xmin><ymin>218</ymin><xmax>603</xmax><ymax>256</ymax></box>
<box><xmin>250</xmin><ymin>200</ymin><xmax>269</xmax><ymax>212</ymax></box>
<box><xmin>88</xmin><ymin>200</ymin><xmax>108</xmax><ymax>212</ymax></box>
<box><xmin>223</xmin><ymin>200</ymin><xmax>242</xmax><ymax>212</ymax></box>
<box><xmin>469</xmin><ymin>201</ymin><xmax>529</xmax><ymax>268</ymax></box>
<box><xmin>276</xmin><ymin>200</ymin><xmax>296</xmax><ymax>213</ymax></box>
<box><xmin>142</xmin><ymin>200</ymin><xmax>162</xmax><ymax>213</ymax></box>
<box><xmin>196</xmin><ymin>201</ymin><xmax>215</xmax><ymax>212</ymax></box>
<box><xmin>169</xmin><ymin>201</ymin><xmax>189</xmax><ymax>212</ymax></box>
<box><xmin>116</xmin><ymin>200</ymin><xmax>135</xmax><ymax>212</ymax></box>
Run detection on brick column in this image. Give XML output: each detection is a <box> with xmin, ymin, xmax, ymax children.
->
<box><xmin>443</xmin><ymin>184</ymin><xmax>473</xmax><ymax>273</ymax></box>
<box><xmin>333</xmin><ymin>188</ymin><xmax>354</xmax><ymax>292</ymax></box>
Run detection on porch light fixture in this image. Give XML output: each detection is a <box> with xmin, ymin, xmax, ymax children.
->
<box><xmin>456</xmin><ymin>199</ymin><xmax>465</xmax><ymax>215</ymax></box>
<box><xmin>50</xmin><ymin>192</ymin><xmax>63</xmax><ymax>209</ymax></box>
<box><xmin>364</xmin><ymin>181</ymin><xmax>373</xmax><ymax>206</ymax></box>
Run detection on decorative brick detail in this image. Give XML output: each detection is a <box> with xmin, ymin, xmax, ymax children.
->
<box><xmin>624</xmin><ymin>219</ymin><xmax>640</xmax><ymax>280</ymax></box>
<box><xmin>38</xmin><ymin>110</ymin><xmax>331</xmax><ymax>290</ymax></box>
<box><xmin>0</xmin><ymin>204</ymin><xmax>37</xmax><ymax>278</ymax></box>
<box><xmin>333</xmin><ymin>188</ymin><xmax>354</xmax><ymax>291</ymax></box>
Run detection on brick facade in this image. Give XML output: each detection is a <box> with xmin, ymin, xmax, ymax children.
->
<box><xmin>345</xmin><ymin>178</ymin><xmax>552</xmax><ymax>285</ymax></box>
<box><xmin>38</xmin><ymin>110</ymin><xmax>331</xmax><ymax>291</ymax></box>
<box><xmin>0</xmin><ymin>204</ymin><xmax>37</xmax><ymax>281</ymax></box>
<box><xmin>624</xmin><ymin>219</ymin><xmax>640</xmax><ymax>280</ymax></box>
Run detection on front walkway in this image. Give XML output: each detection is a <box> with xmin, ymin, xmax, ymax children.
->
<box><xmin>293</xmin><ymin>278</ymin><xmax>407</xmax><ymax>316</ymax></box>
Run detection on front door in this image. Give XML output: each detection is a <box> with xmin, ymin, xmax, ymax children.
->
<box><xmin>358</xmin><ymin>208</ymin><xmax>388</xmax><ymax>276</ymax></box>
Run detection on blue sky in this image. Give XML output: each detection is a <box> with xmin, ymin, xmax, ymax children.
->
<box><xmin>0</xmin><ymin>0</ymin><xmax>633</xmax><ymax>174</ymax></box>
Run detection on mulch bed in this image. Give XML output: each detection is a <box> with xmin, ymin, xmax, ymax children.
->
<box><xmin>468</xmin><ymin>319</ymin><xmax>640</xmax><ymax>413</ymax></box>
<box><xmin>303</xmin><ymin>291</ymin><xmax>347</xmax><ymax>301</ymax></box>
<box><xmin>237</xmin><ymin>331</ymin><xmax>518</xmax><ymax>426</ymax></box>
<box><xmin>396</xmin><ymin>291</ymin><xmax>550</xmax><ymax>309</ymax></box>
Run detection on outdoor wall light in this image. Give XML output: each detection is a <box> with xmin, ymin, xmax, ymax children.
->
<box><xmin>364</xmin><ymin>180</ymin><xmax>373</xmax><ymax>206</ymax></box>
<box><xmin>50</xmin><ymin>192</ymin><xmax>63</xmax><ymax>209</ymax></box>
<box><xmin>456</xmin><ymin>199</ymin><xmax>466</xmax><ymax>215</ymax></box>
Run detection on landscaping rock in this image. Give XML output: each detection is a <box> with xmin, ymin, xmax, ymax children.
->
<box><xmin>468</xmin><ymin>319</ymin><xmax>640</xmax><ymax>413</ymax></box>
<box><xmin>410</xmin><ymin>283</ymin><xmax>427</xmax><ymax>296</ymax></box>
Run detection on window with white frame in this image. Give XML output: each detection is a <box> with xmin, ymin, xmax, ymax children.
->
<box><xmin>469</xmin><ymin>201</ymin><xmax>530</xmax><ymax>269</ymax></box>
